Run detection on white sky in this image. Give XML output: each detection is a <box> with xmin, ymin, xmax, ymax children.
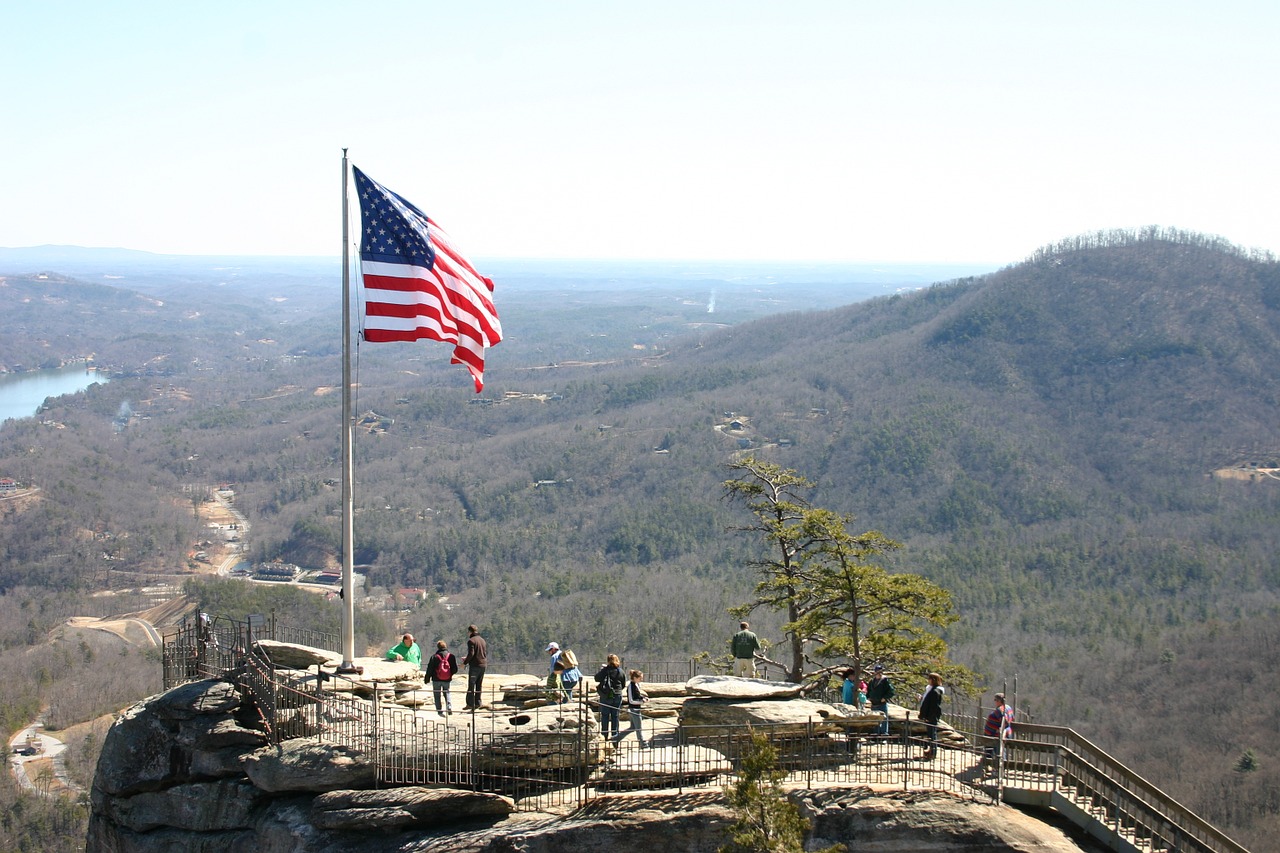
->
<box><xmin>6</xmin><ymin>1</ymin><xmax>1279</xmax><ymax>264</ymax></box>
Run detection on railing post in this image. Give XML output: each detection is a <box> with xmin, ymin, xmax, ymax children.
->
<box><xmin>371</xmin><ymin>682</ymin><xmax>381</xmax><ymax>789</ymax></box>
<box><xmin>579</xmin><ymin>687</ymin><xmax>589</xmax><ymax>809</ymax></box>
<box><xmin>806</xmin><ymin>717</ymin><xmax>813</xmax><ymax>790</ymax></box>
<box><xmin>903</xmin><ymin>710</ymin><xmax>911</xmax><ymax>791</ymax></box>
<box><xmin>470</xmin><ymin>712</ymin><xmax>478</xmax><ymax>793</ymax></box>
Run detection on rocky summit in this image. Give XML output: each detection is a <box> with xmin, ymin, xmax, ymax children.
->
<box><xmin>86</xmin><ymin>675</ymin><xmax>1103</xmax><ymax>852</ymax></box>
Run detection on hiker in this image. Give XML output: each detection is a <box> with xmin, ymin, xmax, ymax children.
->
<box><xmin>545</xmin><ymin>641</ymin><xmax>563</xmax><ymax>698</ymax></box>
<box><xmin>918</xmin><ymin>672</ymin><xmax>944</xmax><ymax>760</ymax></box>
<box><xmin>386</xmin><ymin>633</ymin><xmax>421</xmax><ymax>665</ymax></box>
<box><xmin>983</xmin><ymin>692</ymin><xmax>1014</xmax><ymax>766</ymax></box>
<box><xmin>867</xmin><ymin>664</ymin><xmax>894</xmax><ymax>735</ymax></box>
<box><xmin>461</xmin><ymin>624</ymin><xmax>487</xmax><ymax>710</ymax></box>
<box><xmin>730</xmin><ymin>621</ymin><xmax>760</xmax><ymax>677</ymax></box>
<box><xmin>425</xmin><ymin>640</ymin><xmax>458</xmax><ymax>716</ymax></box>
<box><xmin>616</xmin><ymin>669</ymin><xmax>649</xmax><ymax>747</ymax></box>
<box><xmin>594</xmin><ymin>653</ymin><xmax>626</xmax><ymax>740</ymax></box>
<box><xmin>841</xmin><ymin>669</ymin><xmax>857</xmax><ymax>705</ymax></box>
<box><xmin>558</xmin><ymin>647</ymin><xmax>582</xmax><ymax>702</ymax></box>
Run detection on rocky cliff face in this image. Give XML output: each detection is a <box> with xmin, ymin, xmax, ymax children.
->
<box><xmin>87</xmin><ymin>678</ymin><xmax>1097</xmax><ymax>852</ymax></box>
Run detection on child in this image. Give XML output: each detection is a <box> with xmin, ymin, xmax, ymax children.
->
<box><xmin>857</xmin><ymin>679</ymin><xmax>868</xmax><ymax>712</ymax></box>
<box><xmin>616</xmin><ymin>669</ymin><xmax>649</xmax><ymax>747</ymax></box>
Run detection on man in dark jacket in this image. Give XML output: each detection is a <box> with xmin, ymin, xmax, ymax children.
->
<box><xmin>866</xmin><ymin>664</ymin><xmax>894</xmax><ymax>735</ymax></box>
<box><xmin>730</xmin><ymin>621</ymin><xmax>761</xmax><ymax>677</ymax></box>
<box><xmin>917</xmin><ymin>672</ymin><xmax>944</xmax><ymax>759</ymax></box>
<box><xmin>425</xmin><ymin>640</ymin><xmax>458</xmax><ymax>716</ymax></box>
<box><xmin>461</xmin><ymin>625</ymin><xmax>488</xmax><ymax>711</ymax></box>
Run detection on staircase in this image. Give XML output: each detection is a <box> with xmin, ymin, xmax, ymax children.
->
<box><xmin>994</xmin><ymin>723</ymin><xmax>1248</xmax><ymax>853</ymax></box>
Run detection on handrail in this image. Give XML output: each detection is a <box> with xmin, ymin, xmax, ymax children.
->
<box><xmin>158</xmin><ymin>619</ymin><xmax>1250</xmax><ymax>852</ymax></box>
<box><xmin>1007</xmin><ymin>723</ymin><xmax>1249</xmax><ymax>853</ymax></box>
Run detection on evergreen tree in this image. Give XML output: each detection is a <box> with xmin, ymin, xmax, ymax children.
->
<box><xmin>725</xmin><ymin>457</ymin><xmax>971</xmax><ymax>692</ymax></box>
<box><xmin>719</xmin><ymin>728</ymin><xmax>843</xmax><ymax>853</ymax></box>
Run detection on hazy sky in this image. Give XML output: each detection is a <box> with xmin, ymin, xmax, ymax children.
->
<box><xmin>7</xmin><ymin>1</ymin><xmax>1278</xmax><ymax>264</ymax></box>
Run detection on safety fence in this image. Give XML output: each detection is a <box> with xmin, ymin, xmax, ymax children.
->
<box><xmin>161</xmin><ymin>611</ymin><xmax>340</xmax><ymax>688</ymax></box>
<box><xmin>160</xmin><ymin>618</ymin><xmax>1249</xmax><ymax>851</ymax></box>
<box><xmin>284</xmin><ymin>676</ymin><xmax>1004</xmax><ymax>812</ymax></box>
<box><xmin>999</xmin><ymin>723</ymin><xmax>1249</xmax><ymax>853</ymax></box>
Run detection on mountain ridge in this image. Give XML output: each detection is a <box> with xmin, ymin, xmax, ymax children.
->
<box><xmin>2</xmin><ymin>228</ymin><xmax>1279</xmax><ymax>846</ymax></box>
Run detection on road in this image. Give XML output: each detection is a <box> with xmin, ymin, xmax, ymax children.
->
<box><xmin>7</xmin><ymin>720</ymin><xmax>76</xmax><ymax>797</ymax></box>
<box><xmin>209</xmin><ymin>489</ymin><xmax>250</xmax><ymax>577</ymax></box>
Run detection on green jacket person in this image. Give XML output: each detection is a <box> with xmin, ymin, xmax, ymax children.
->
<box><xmin>386</xmin><ymin>633</ymin><xmax>422</xmax><ymax>665</ymax></box>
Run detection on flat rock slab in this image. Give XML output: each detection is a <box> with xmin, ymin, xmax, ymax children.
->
<box><xmin>599</xmin><ymin>744</ymin><xmax>732</xmax><ymax>789</ymax></box>
<box><xmin>686</xmin><ymin>674</ymin><xmax>806</xmax><ymax>700</ymax></box>
<box><xmin>311</xmin><ymin>786</ymin><xmax>514</xmax><ymax>831</ymax></box>
<box><xmin>242</xmin><ymin>739</ymin><xmax>375</xmax><ymax>793</ymax></box>
<box><xmin>151</xmin><ymin>678</ymin><xmax>242</xmax><ymax>720</ymax></box>
<box><xmin>254</xmin><ymin>639</ymin><xmax>343</xmax><ymax>670</ymax></box>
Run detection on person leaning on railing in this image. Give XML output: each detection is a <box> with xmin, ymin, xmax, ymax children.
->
<box><xmin>386</xmin><ymin>633</ymin><xmax>421</xmax><ymax>665</ymax></box>
<box><xmin>982</xmin><ymin>692</ymin><xmax>1014</xmax><ymax>770</ymax></box>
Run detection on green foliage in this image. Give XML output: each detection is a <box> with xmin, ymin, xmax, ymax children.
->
<box><xmin>1234</xmin><ymin>749</ymin><xmax>1258</xmax><ymax>773</ymax></box>
<box><xmin>7</xmin><ymin>233</ymin><xmax>1280</xmax><ymax>847</ymax></box>
<box><xmin>720</xmin><ymin>728</ymin><xmax>843</xmax><ymax>853</ymax></box>
<box><xmin>725</xmin><ymin>457</ymin><xmax>971</xmax><ymax>691</ymax></box>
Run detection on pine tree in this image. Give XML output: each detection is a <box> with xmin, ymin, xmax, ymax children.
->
<box><xmin>719</xmin><ymin>728</ymin><xmax>843</xmax><ymax>853</ymax></box>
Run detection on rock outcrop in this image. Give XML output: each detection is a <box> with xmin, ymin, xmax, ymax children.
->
<box><xmin>88</xmin><ymin>672</ymin><xmax>1097</xmax><ymax>852</ymax></box>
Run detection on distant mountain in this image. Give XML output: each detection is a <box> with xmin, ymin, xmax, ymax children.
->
<box><xmin>3</xmin><ymin>228</ymin><xmax>1278</xmax><ymax>847</ymax></box>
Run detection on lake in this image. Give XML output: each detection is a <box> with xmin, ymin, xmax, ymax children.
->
<box><xmin>0</xmin><ymin>365</ymin><xmax>110</xmax><ymax>425</ymax></box>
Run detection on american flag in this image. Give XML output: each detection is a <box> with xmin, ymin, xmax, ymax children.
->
<box><xmin>353</xmin><ymin>166</ymin><xmax>502</xmax><ymax>392</ymax></box>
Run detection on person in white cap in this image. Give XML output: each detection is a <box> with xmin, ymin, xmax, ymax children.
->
<box><xmin>545</xmin><ymin>642</ymin><xmax>563</xmax><ymax>698</ymax></box>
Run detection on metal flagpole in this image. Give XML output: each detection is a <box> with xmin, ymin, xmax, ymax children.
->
<box><xmin>338</xmin><ymin>149</ymin><xmax>360</xmax><ymax>674</ymax></box>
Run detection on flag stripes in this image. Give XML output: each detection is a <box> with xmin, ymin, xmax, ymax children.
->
<box><xmin>353</xmin><ymin>166</ymin><xmax>501</xmax><ymax>392</ymax></box>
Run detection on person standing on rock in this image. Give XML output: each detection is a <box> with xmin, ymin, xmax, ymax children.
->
<box><xmin>841</xmin><ymin>669</ymin><xmax>857</xmax><ymax>705</ymax></box>
<box><xmin>616</xmin><ymin>669</ymin><xmax>649</xmax><ymax>747</ymax></box>
<box><xmin>594</xmin><ymin>653</ymin><xmax>626</xmax><ymax>740</ymax></box>
<box><xmin>918</xmin><ymin>672</ymin><xmax>944</xmax><ymax>760</ymax></box>
<box><xmin>867</xmin><ymin>664</ymin><xmax>895</xmax><ymax>735</ymax></box>
<box><xmin>730</xmin><ymin>621</ymin><xmax>761</xmax><ymax>678</ymax></box>
<box><xmin>983</xmin><ymin>692</ymin><xmax>1014</xmax><ymax>767</ymax></box>
<box><xmin>426</xmin><ymin>640</ymin><xmax>458</xmax><ymax>716</ymax></box>
<box><xmin>545</xmin><ymin>641</ymin><xmax>563</xmax><ymax>698</ymax></box>
<box><xmin>385</xmin><ymin>633</ymin><xmax>421</xmax><ymax>665</ymax></box>
<box><xmin>461</xmin><ymin>625</ymin><xmax>487</xmax><ymax>711</ymax></box>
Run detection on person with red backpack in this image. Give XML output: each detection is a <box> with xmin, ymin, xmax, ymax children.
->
<box><xmin>426</xmin><ymin>640</ymin><xmax>458</xmax><ymax>716</ymax></box>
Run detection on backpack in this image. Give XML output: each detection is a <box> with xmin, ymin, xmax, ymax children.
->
<box><xmin>560</xmin><ymin>648</ymin><xmax>578</xmax><ymax>669</ymax></box>
<box><xmin>434</xmin><ymin>652</ymin><xmax>454</xmax><ymax>681</ymax></box>
<box><xmin>599</xmin><ymin>666</ymin><xmax>625</xmax><ymax>699</ymax></box>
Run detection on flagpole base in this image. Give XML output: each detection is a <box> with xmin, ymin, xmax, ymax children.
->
<box><xmin>336</xmin><ymin>662</ymin><xmax>364</xmax><ymax>675</ymax></box>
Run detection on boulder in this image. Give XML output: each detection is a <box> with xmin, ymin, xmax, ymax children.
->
<box><xmin>241</xmin><ymin>739</ymin><xmax>376</xmax><ymax>793</ymax></box>
<box><xmin>813</xmin><ymin>703</ymin><xmax>968</xmax><ymax>743</ymax></box>
<box><xmin>310</xmin><ymin>786</ymin><xmax>514</xmax><ymax>831</ymax></box>
<box><xmin>638</xmin><ymin>680</ymin><xmax>690</xmax><ymax>699</ymax></box>
<box><xmin>177</xmin><ymin>715</ymin><xmax>268</xmax><ymax>750</ymax></box>
<box><xmin>679</xmin><ymin>697</ymin><xmax>844</xmax><ymax>737</ymax></box>
<box><xmin>253</xmin><ymin>639</ymin><xmax>342</xmax><ymax>670</ymax></box>
<box><xmin>685</xmin><ymin>674</ymin><xmax>806</xmax><ymax>700</ymax></box>
<box><xmin>150</xmin><ymin>678</ymin><xmax>242</xmax><ymax>721</ymax></box>
<box><xmin>93</xmin><ymin>701</ymin><xmax>182</xmax><ymax>797</ymax></box>
<box><xmin>798</xmin><ymin>787</ymin><xmax>1096</xmax><ymax>853</ymax></box>
<box><xmin>597</xmin><ymin>743</ymin><xmax>732</xmax><ymax>790</ymax></box>
<box><xmin>190</xmin><ymin>743</ymin><xmax>265</xmax><ymax>779</ymax></box>
<box><xmin>103</xmin><ymin>779</ymin><xmax>264</xmax><ymax>832</ymax></box>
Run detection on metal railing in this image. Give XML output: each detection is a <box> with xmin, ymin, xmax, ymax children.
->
<box><xmin>485</xmin><ymin>658</ymin><xmax>707</xmax><ymax>684</ymax></box>
<box><xmin>1002</xmin><ymin>723</ymin><xmax>1250</xmax><ymax>853</ymax></box>
<box><xmin>158</xmin><ymin>619</ymin><xmax>1252</xmax><ymax>850</ymax></box>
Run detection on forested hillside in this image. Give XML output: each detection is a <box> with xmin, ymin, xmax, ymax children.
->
<box><xmin>2</xmin><ymin>229</ymin><xmax>1278</xmax><ymax>847</ymax></box>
